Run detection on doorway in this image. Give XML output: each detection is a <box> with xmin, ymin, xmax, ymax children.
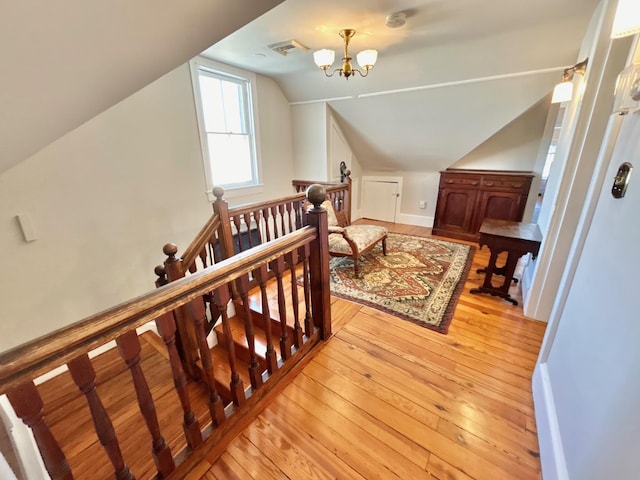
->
<box><xmin>362</xmin><ymin>176</ymin><xmax>402</xmax><ymax>222</ymax></box>
<box><xmin>533</xmin><ymin>106</ymin><xmax>566</xmax><ymax>222</ymax></box>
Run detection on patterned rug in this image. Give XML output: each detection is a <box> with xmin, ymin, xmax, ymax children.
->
<box><xmin>329</xmin><ymin>232</ymin><xmax>474</xmax><ymax>334</ymax></box>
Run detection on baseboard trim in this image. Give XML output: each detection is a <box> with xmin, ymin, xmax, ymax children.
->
<box><xmin>396</xmin><ymin>213</ymin><xmax>434</xmax><ymax>228</ymax></box>
<box><xmin>533</xmin><ymin>363</ymin><xmax>569</xmax><ymax>480</ymax></box>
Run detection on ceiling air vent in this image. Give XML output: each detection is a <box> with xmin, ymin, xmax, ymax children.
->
<box><xmin>268</xmin><ymin>40</ymin><xmax>309</xmax><ymax>56</ymax></box>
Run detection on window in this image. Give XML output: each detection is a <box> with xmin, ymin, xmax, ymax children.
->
<box><xmin>191</xmin><ymin>58</ymin><xmax>262</xmax><ymax>199</ymax></box>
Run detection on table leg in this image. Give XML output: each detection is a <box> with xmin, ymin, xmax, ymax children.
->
<box><xmin>470</xmin><ymin>247</ymin><xmax>521</xmax><ymax>306</ymax></box>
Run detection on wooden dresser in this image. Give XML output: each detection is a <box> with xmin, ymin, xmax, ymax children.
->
<box><xmin>432</xmin><ymin>169</ymin><xmax>534</xmax><ymax>242</ymax></box>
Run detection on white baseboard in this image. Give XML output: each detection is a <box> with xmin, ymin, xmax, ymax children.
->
<box><xmin>533</xmin><ymin>363</ymin><xmax>569</xmax><ymax>480</ymax></box>
<box><xmin>397</xmin><ymin>213</ymin><xmax>434</xmax><ymax>228</ymax></box>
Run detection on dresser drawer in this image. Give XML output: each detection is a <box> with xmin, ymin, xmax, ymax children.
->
<box><xmin>481</xmin><ymin>176</ymin><xmax>531</xmax><ymax>193</ymax></box>
<box><xmin>440</xmin><ymin>175</ymin><xmax>481</xmax><ymax>188</ymax></box>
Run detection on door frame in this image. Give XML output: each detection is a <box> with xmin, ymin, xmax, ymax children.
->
<box><xmin>361</xmin><ymin>175</ymin><xmax>403</xmax><ymax>223</ymax></box>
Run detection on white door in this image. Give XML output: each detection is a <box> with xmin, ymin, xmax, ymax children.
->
<box><xmin>362</xmin><ymin>180</ymin><xmax>398</xmax><ymax>222</ymax></box>
<box><xmin>536</xmin><ymin>113</ymin><xmax>640</xmax><ymax>479</ymax></box>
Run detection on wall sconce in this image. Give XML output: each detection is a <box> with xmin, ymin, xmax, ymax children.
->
<box><xmin>313</xmin><ymin>29</ymin><xmax>378</xmax><ymax>79</ymax></box>
<box><xmin>551</xmin><ymin>59</ymin><xmax>589</xmax><ymax>104</ymax></box>
<box><xmin>611</xmin><ymin>0</ymin><xmax>640</xmax><ymax>38</ymax></box>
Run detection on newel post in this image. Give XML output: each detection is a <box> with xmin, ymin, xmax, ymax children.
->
<box><xmin>306</xmin><ymin>184</ymin><xmax>332</xmax><ymax>339</ymax></box>
<box><xmin>162</xmin><ymin>244</ymin><xmax>200</xmax><ymax>379</ymax></box>
<box><xmin>212</xmin><ymin>186</ymin><xmax>235</xmax><ymax>260</ymax></box>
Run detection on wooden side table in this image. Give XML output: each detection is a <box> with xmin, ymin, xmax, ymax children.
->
<box><xmin>470</xmin><ymin>219</ymin><xmax>542</xmax><ymax>306</ymax></box>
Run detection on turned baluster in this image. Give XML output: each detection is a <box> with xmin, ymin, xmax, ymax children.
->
<box><xmin>299</xmin><ymin>244</ymin><xmax>313</xmax><ymax>336</ymax></box>
<box><xmin>252</xmin><ymin>265</ymin><xmax>278</xmax><ymax>373</ymax></box>
<box><xmin>232</xmin><ymin>215</ymin><xmax>243</xmax><ymax>253</ymax></box>
<box><xmin>243</xmin><ymin>213</ymin><xmax>255</xmax><ymax>247</ymax></box>
<box><xmin>235</xmin><ymin>274</ymin><xmax>263</xmax><ymax>389</ymax></box>
<box><xmin>116</xmin><ymin>331</ymin><xmax>174</xmax><ymax>478</ymax></box>
<box><xmin>285</xmin><ymin>201</ymin><xmax>295</xmax><ymax>233</ymax></box>
<box><xmin>155</xmin><ymin>312</ymin><xmax>202</xmax><ymax>449</ymax></box>
<box><xmin>296</xmin><ymin>199</ymin><xmax>306</xmax><ymax>228</ymax></box>
<box><xmin>199</xmin><ymin>245</ymin><xmax>209</xmax><ymax>269</ymax></box>
<box><xmin>271</xmin><ymin>256</ymin><xmax>292</xmax><ymax>360</ymax></box>
<box><xmin>6</xmin><ymin>382</ymin><xmax>72</xmax><ymax>480</ymax></box>
<box><xmin>212</xmin><ymin>285</ymin><xmax>246</xmax><ymax>406</ymax></box>
<box><xmin>252</xmin><ymin>210</ymin><xmax>264</xmax><ymax>244</ymax></box>
<box><xmin>278</xmin><ymin>204</ymin><xmax>287</xmax><ymax>237</ymax></box>
<box><xmin>306</xmin><ymin>185</ymin><xmax>332</xmax><ymax>339</ymax></box>
<box><xmin>210</xmin><ymin>235</ymin><xmax>222</xmax><ymax>263</ymax></box>
<box><xmin>67</xmin><ymin>354</ymin><xmax>134</xmax><ymax>480</ymax></box>
<box><xmin>262</xmin><ymin>207</ymin><xmax>273</xmax><ymax>242</ymax></box>
<box><xmin>271</xmin><ymin>205</ymin><xmax>281</xmax><ymax>238</ymax></box>
<box><xmin>163</xmin><ymin>244</ymin><xmax>199</xmax><ymax>379</ymax></box>
<box><xmin>186</xmin><ymin>300</ymin><xmax>226</xmax><ymax>427</ymax></box>
<box><xmin>286</xmin><ymin>250</ymin><xmax>303</xmax><ymax>348</ymax></box>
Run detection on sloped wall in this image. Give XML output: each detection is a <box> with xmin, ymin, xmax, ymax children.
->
<box><xmin>0</xmin><ymin>64</ymin><xmax>294</xmax><ymax>352</ymax></box>
<box><xmin>451</xmin><ymin>95</ymin><xmax>552</xmax><ymax>220</ymax></box>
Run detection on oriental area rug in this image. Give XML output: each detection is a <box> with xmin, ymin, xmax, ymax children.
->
<box><xmin>328</xmin><ymin>233</ymin><xmax>474</xmax><ymax>334</ymax></box>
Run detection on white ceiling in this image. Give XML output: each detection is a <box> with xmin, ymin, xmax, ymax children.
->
<box><xmin>203</xmin><ymin>0</ymin><xmax>601</xmax><ymax>172</ymax></box>
<box><xmin>0</xmin><ymin>0</ymin><xmax>600</xmax><ymax>176</ymax></box>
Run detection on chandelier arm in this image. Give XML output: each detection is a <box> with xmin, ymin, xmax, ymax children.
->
<box><xmin>352</xmin><ymin>68</ymin><xmax>370</xmax><ymax>78</ymax></box>
<box><xmin>323</xmin><ymin>68</ymin><xmax>340</xmax><ymax>78</ymax></box>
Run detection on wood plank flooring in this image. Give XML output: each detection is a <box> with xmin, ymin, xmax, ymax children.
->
<box><xmin>193</xmin><ymin>221</ymin><xmax>546</xmax><ymax>480</ymax></box>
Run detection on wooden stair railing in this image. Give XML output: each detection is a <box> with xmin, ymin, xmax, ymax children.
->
<box><xmin>176</xmin><ymin>178</ymin><xmax>350</xmax><ymax>279</ymax></box>
<box><xmin>0</xmin><ymin>187</ymin><xmax>332</xmax><ymax>480</ymax></box>
<box><xmin>292</xmin><ymin>170</ymin><xmax>352</xmax><ymax>223</ymax></box>
<box><xmin>159</xmin><ymin>180</ymin><xmax>350</xmax><ymax>380</ymax></box>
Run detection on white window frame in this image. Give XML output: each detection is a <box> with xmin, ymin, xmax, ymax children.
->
<box><xmin>190</xmin><ymin>56</ymin><xmax>263</xmax><ymax>201</ymax></box>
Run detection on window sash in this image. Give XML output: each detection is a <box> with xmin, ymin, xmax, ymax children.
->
<box><xmin>192</xmin><ymin>59</ymin><xmax>261</xmax><ymax>194</ymax></box>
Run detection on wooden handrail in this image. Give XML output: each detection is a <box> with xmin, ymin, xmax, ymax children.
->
<box><xmin>0</xmin><ymin>227</ymin><xmax>317</xmax><ymax>392</ymax></box>
<box><xmin>175</xmin><ymin>182</ymin><xmax>350</xmax><ymax>280</ymax></box>
<box><xmin>292</xmin><ymin>174</ymin><xmax>351</xmax><ymax>223</ymax></box>
<box><xmin>229</xmin><ymin>192</ymin><xmax>305</xmax><ymax>217</ymax></box>
<box><xmin>181</xmin><ymin>214</ymin><xmax>221</xmax><ymax>271</ymax></box>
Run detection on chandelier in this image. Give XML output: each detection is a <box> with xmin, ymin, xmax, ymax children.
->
<box><xmin>313</xmin><ymin>29</ymin><xmax>378</xmax><ymax>79</ymax></box>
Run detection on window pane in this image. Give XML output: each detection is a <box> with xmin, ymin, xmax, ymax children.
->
<box><xmin>207</xmin><ymin>133</ymin><xmax>253</xmax><ymax>186</ymax></box>
<box><xmin>221</xmin><ymin>80</ymin><xmax>244</xmax><ymax>133</ymax></box>
<box><xmin>198</xmin><ymin>75</ymin><xmax>225</xmax><ymax>132</ymax></box>
<box><xmin>198</xmin><ymin>72</ymin><xmax>246</xmax><ymax>134</ymax></box>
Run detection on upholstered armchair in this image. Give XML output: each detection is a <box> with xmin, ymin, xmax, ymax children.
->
<box><xmin>322</xmin><ymin>200</ymin><xmax>388</xmax><ymax>277</ymax></box>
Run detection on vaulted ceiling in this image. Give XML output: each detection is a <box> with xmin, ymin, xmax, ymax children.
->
<box><xmin>203</xmin><ymin>0</ymin><xmax>600</xmax><ymax>172</ymax></box>
<box><xmin>1</xmin><ymin>0</ymin><xmax>599</xmax><ymax>175</ymax></box>
<box><xmin>0</xmin><ymin>0</ymin><xmax>284</xmax><ymax>174</ymax></box>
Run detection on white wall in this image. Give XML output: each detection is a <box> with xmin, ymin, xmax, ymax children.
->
<box><xmin>0</xmin><ymin>64</ymin><xmax>294</xmax><ymax>352</ymax></box>
<box><xmin>357</xmin><ymin>94</ymin><xmax>551</xmax><ymax>227</ymax></box>
<box><xmin>535</xmin><ymin>97</ymin><xmax>640</xmax><ymax>480</ymax></box>
<box><xmin>361</xmin><ymin>169</ymin><xmax>440</xmax><ymax>227</ymax></box>
<box><xmin>291</xmin><ymin>103</ymin><xmax>328</xmax><ymax>180</ymax></box>
<box><xmin>530</xmin><ymin>3</ymin><xmax>640</xmax><ymax>478</ymax></box>
<box><xmin>452</xmin><ymin>97</ymin><xmax>550</xmax><ymax>172</ymax></box>
<box><xmin>452</xmin><ymin>96</ymin><xmax>551</xmax><ymax>220</ymax></box>
<box><xmin>523</xmin><ymin>0</ymin><xmax>633</xmax><ymax>321</ymax></box>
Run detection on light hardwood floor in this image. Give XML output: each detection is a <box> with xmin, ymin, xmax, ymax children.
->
<box><xmin>191</xmin><ymin>222</ymin><xmax>546</xmax><ymax>480</ymax></box>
